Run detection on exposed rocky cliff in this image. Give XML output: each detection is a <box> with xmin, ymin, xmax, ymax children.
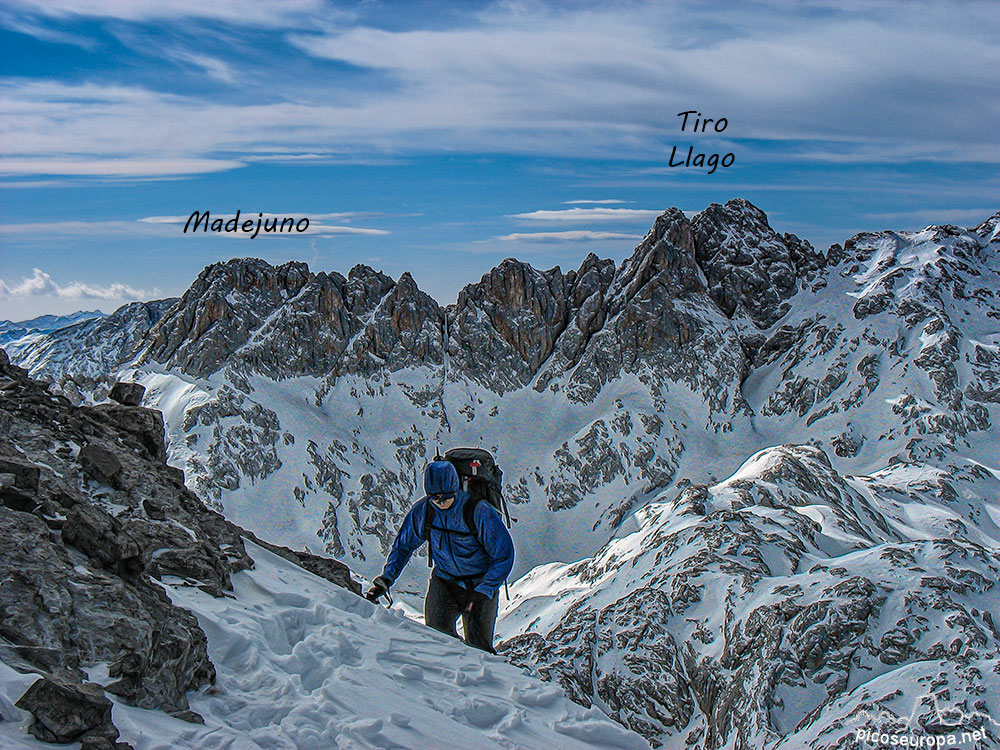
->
<box><xmin>141</xmin><ymin>260</ymin><xmax>445</xmax><ymax>384</ymax></box>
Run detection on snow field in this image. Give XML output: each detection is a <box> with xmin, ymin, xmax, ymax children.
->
<box><xmin>105</xmin><ymin>540</ymin><xmax>651</xmax><ymax>750</ymax></box>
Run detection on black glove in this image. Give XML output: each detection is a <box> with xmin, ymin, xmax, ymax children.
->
<box><xmin>464</xmin><ymin>589</ymin><xmax>491</xmax><ymax>612</ymax></box>
<box><xmin>365</xmin><ymin>576</ymin><xmax>390</xmax><ymax>602</ymax></box>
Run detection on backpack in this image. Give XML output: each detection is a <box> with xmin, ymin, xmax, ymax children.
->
<box><xmin>443</xmin><ymin>447</ymin><xmax>510</xmax><ymax>527</ymax></box>
<box><xmin>422</xmin><ymin>447</ymin><xmax>513</xmax><ymax>574</ymax></box>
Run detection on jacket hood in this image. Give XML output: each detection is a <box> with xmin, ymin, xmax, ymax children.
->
<box><xmin>424</xmin><ymin>461</ymin><xmax>460</xmax><ymax>495</ymax></box>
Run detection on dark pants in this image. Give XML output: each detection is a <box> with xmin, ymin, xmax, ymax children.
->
<box><xmin>424</xmin><ymin>575</ymin><xmax>498</xmax><ymax>654</ymax></box>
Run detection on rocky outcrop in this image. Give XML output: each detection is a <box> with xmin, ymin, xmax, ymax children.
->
<box><xmin>141</xmin><ymin>260</ymin><xmax>447</xmax><ymax>383</ymax></box>
<box><xmin>108</xmin><ymin>381</ymin><xmax>145</xmax><ymax>406</ymax></box>
<box><xmin>559</xmin><ymin>207</ymin><xmax>750</xmax><ymax>413</ymax></box>
<box><xmin>691</xmin><ymin>199</ymin><xmax>824</xmax><ymax>330</ymax></box>
<box><xmin>449</xmin><ymin>259</ymin><xmax>573</xmax><ymax>392</ymax></box>
<box><xmin>15</xmin><ymin>677</ymin><xmax>129</xmax><ymax>750</ymax></box>
<box><xmin>144</xmin><ymin>259</ymin><xmax>313</xmax><ymax>377</ymax></box>
<box><xmin>447</xmin><ymin>199</ymin><xmax>817</xmax><ymax>400</ymax></box>
<box><xmin>343</xmin><ymin>270</ymin><xmax>444</xmax><ymax>376</ymax></box>
<box><xmin>532</xmin><ymin>253</ymin><xmax>616</xmax><ymax>391</ymax></box>
<box><xmin>0</xmin><ymin>350</ymin><xmax>360</xmax><ymax>745</ymax></box>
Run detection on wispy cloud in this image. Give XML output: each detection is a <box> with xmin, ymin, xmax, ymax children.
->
<box><xmin>0</xmin><ymin>157</ymin><xmax>246</xmax><ymax>177</ymax></box>
<box><xmin>0</xmin><ymin>268</ymin><xmax>155</xmax><ymax>301</ymax></box>
<box><xmin>860</xmin><ymin>208</ymin><xmax>998</xmax><ymax>227</ymax></box>
<box><xmin>508</xmin><ymin>208</ymin><xmax>666</xmax><ymax>223</ymax></box>
<box><xmin>290</xmin><ymin>2</ymin><xmax>999</xmax><ymax>157</ymax></box>
<box><xmin>0</xmin><ymin>7</ymin><xmax>95</xmax><ymax>47</ymax></box>
<box><xmin>166</xmin><ymin>50</ymin><xmax>238</xmax><ymax>85</ymax></box>
<box><xmin>2</xmin><ymin>214</ymin><xmax>392</xmax><ymax>239</ymax></box>
<box><xmin>0</xmin><ymin>220</ymin><xmax>179</xmax><ymax>237</ymax></box>
<box><xmin>1</xmin><ymin>2</ymin><xmax>997</xmax><ymax>178</ymax></box>
<box><xmin>2</xmin><ymin>0</ymin><xmax>327</xmax><ymax>26</ymax></box>
<box><xmin>560</xmin><ymin>199</ymin><xmax>629</xmax><ymax>205</ymax></box>
<box><xmin>492</xmin><ymin>230</ymin><xmax>641</xmax><ymax>242</ymax></box>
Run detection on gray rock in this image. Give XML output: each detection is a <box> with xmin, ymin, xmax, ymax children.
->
<box><xmin>1</xmin><ymin>486</ymin><xmax>38</xmax><ymax>513</ymax></box>
<box><xmin>343</xmin><ymin>271</ymin><xmax>444</xmax><ymax>377</ymax></box>
<box><xmin>15</xmin><ymin>678</ymin><xmax>120</xmax><ymax>745</ymax></box>
<box><xmin>109</xmin><ymin>382</ymin><xmax>145</xmax><ymax>406</ymax></box>
<box><xmin>146</xmin><ymin>545</ymin><xmax>229</xmax><ymax>594</ymax></box>
<box><xmin>144</xmin><ymin>259</ymin><xmax>315</xmax><ymax>377</ymax></box>
<box><xmin>89</xmin><ymin>403</ymin><xmax>167</xmax><ymax>462</ymax></box>
<box><xmin>691</xmin><ymin>199</ymin><xmax>821</xmax><ymax>331</ymax></box>
<box><xmin>61</xmin><ymin>503</ymin><xmax>146</xmax><ymax>575</ymax></box>
<box><xmin>79</xmin><ymin>444</ymin><xmax>123</xmax><ymax>486</ymax></box>
<box><xmin>0</xmin><ymin>457</ymin><xmax>41</xmax><ymax>491</ymax></box>
<box><xmin>449</xmin><ymin>259</ymin><xmax>571</xmax><ymax>392</ymax></box>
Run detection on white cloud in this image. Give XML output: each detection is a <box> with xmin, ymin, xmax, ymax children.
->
<box><xmin>0</xmin><ymin>180</ymin><xmax>74</xmax><ymax>189</ymax></box>
<box><xmin>0</xmin><ymin>157</ymin><xmax>246</xmax><ymax>177</ymax></box>
<box><xmin>0</xmin><ymin>7</ymin><xmax>95</xmax><ymax>47</ymax></box>
<box><xmin>0</xmin><ymin>1</ymin><xmax>997</xmax><ymax>178</ymax></box>
<box><xmin>0</xmin><ymin>220</ymin><xmax>178</xmax><ymax>236</ymax></box>
<box><xmin>0</xmin><ymin>268</ymin><xmax>154</xmax><ymax>301</ymax></box>
<box><xmin>166</xmin><ymin>50</ymin><xmax>238</xmax><ymax>85</ymax></box>
<box><xmin>289</xmin><ymin>2</ymin><xmax>999</xmax><ymax>154</ymax></box>
<box><xmin>493</xmin><ymin>231</ymin><xmax>642</xmax><ymax>242</ymax></box>
<box><xmin>1</xmin><ymin>214</ymin><xmax>391</xmax><ymax>239</ymax></box>
<box><xmin>3</xmin><ymin>0</ymin><xmax>326</xmax><ymax>26</ymax></box>
<box><xmin>508</xmin><ymin>208</ymin><xmax>667</xmax><ymax>223</ymax></box>
<box><xmin>561</xmin><ymin>199</ymin><xmax>629</xmax><ymax>205</ymax></box>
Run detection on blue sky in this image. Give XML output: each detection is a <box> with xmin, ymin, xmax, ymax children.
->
<box><xmin>1</xmin><ymin>0</ymin><xmax>997</xmax><ymax>319</ymax></box>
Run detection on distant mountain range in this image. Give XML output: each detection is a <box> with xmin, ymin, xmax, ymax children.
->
<box><xmin>0</xmin><ymin>310</ymin><xmax>105</xmax><ymax>345</ymax></box>
<box><xmin>5</xmin><ymin>199</ymin><xmax>999</xmax><ymax>748</ymax></box>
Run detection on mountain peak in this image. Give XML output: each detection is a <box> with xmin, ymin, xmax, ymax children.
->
<box><xmin>690</xmin><ymin>199</ymin><xmax>821</xmax><ymax>328</ymax></box>
<box><xmin>347</xmin><ymin>263</ymin><xmax>386</xmax><ymax>281</ymax></box>
<box><xmin>974</xmin><ymin>209</ymin><xmax>1000</xmax><ymax>245</ymax></box>
<box><xmin>144</xmin><ymin>258</ymin><xmax>315</xmax><ymax>377</ymax></box>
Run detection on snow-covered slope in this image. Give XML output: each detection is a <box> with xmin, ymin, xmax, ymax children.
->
<box><xmin>1</xmin><ymin>539</ymin><xmax>648</xmax><ymax>750</ymax></box>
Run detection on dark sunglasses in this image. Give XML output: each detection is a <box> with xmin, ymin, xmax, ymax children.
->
<box><xmin>430</xmin><ymin>493</ymin><xmax>455</xmax><ymax>504</ymax></box>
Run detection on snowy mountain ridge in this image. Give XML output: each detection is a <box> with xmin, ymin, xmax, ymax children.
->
<box><xmin>0</xmin><ymin>310</ymin><xmax>105</xmax><ymax>346</ymax></box>
<box><xmin>6</xmin><ymin>199</ymin><xmax>1000</xmax><ymax>748</ymax></box>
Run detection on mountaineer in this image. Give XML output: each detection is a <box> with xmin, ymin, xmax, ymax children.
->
<box><xmin>366</xmin><ymin>457</ymin><xmax>514</xmax><ymax>653</ymax></box>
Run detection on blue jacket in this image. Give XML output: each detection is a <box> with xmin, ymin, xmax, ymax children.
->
<box><xmin>381</xmin><ymin>491</ymin><xmax>514</xmax><ymax>598</ymax></box>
